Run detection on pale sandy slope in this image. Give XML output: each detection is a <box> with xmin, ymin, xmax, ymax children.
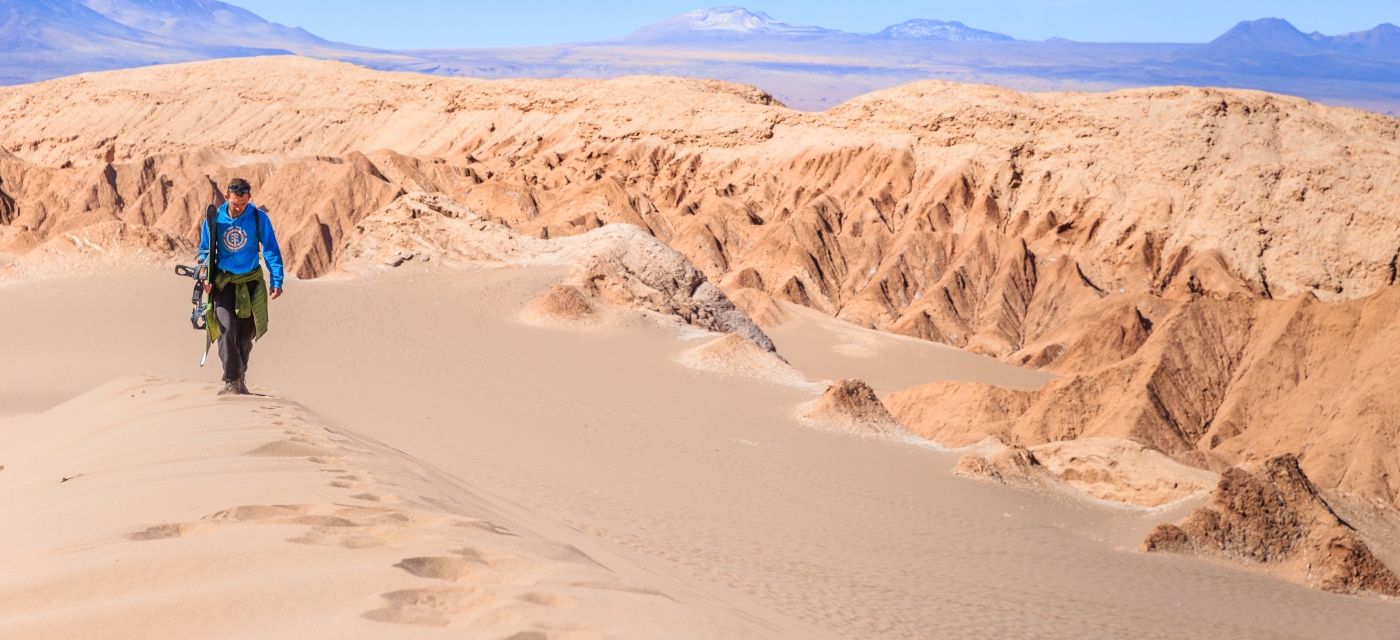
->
<box><xmin>0</xmin><ymin>377</ymin><xmax>795</xmax><ymax>639</ymax></box>
<box><xmin>3</xmin><ymin>266</ymin><xmax>1400</xmax><ymax>639</ymax></box>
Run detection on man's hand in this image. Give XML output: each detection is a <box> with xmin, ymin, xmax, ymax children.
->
<box><xmin>203</xmin><ymin>282</ymin><xmax>212</xmax><ymax>293</ymax></box>
<box><xmin>270</xmin><ymin>287</ymin><xmax>283</xmax><ymax>300</ymax></box>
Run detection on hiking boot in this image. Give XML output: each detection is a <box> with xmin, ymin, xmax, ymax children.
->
<box><xmin>217</xmin><ymin>381</ymin><xmax>240</xmax><ymax>395</ymax></box>
<box><xmin>235</xmin><ymin>377</ymin><xmax>251</xmax><ymax>395</ymax></box>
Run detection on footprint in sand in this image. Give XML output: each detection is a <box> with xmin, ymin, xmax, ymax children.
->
<box><xmin>453</xmin><ymin>520</ymin><xmax>519</xmax><ymax>537</ymax></box>
<box><xmin>340</xmin><ymin>535</ymin><xmax>387</xmax><ymax>549</ymax></box>
<box><xmin>210</xmin><ymin>504</ymin><xmax>309</xmax><ymax>522</ymax></box>
<box><xmin>501</xmin><ymin>630</ymin><xmax>555</xmax><ymax>640</ymax></box>
<box><xmin>330</xmin><ymin>474</ymin><xmax>372</xmax><ymax>489</ymax></box>
<box><xmin>137</xmin><ymin>501</ymin><xmax>432</xmax><ymax>551</ymax></box>
<box><xmin>349</xmin><ymin>492</ymin><xmax>399</xmax><ymax>503</ymax></box>
<box><xmin>385</xmin><ymin>586</ymin><xmax>490</xmax><ymax>610</ymax></box>
<box><xmin>362</xmin><ymin>586</ymin><xmax>499</xmax><ymax>626</ymax></box>
<box><xmin>518</xmin><ymin>592</ymin><xmax>578</xmax><ymax>609</ymax></box>
<box><xmin>285</xmin><ymin>514</ymin><xmax>359</xmax><ymax>527</ymax></box>
<box><xmin>293</xmin><ymin>528</ymin><xmax>401</xmax><ymax>549</ymax></box>
<box><xmin>362</xmin><ymin>606</ymin><xmax>450</xmax><ymax>627</ymax></box>
<box><xmin>126</xmin><ymin>522</ymin><xmax>204</xmax><ymax>541</ymax></box>
<box><xmin>395</xmin><ymin>556</ymin><xmax>485</xmax><ymax>581</ymax></box>
<box><xmin>455</xmin><ymin>547</ymin><xmax>538</xmax><ymax>572</ymax></box>
<box><xmin>244</xmin><ymin>440</ymin><xmax>339</xmax><ymax>458</ymax></box>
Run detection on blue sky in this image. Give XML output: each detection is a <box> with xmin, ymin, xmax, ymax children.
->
<box><xmin>234</xmin><ymin>1</ymin><xmax>1400</xmax><ymax>49</ymax></box>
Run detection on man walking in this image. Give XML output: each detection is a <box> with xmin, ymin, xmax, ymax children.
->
<box><xmin>197</xmin><ymin>178</ymin><xmax>284</xmax><ymax>395</ymax></box>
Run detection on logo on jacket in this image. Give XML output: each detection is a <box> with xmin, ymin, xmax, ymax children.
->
<box><xmin>222</xmin><ymin>225</ymin><xmax>248</xmax><ymax>252</ymax></box>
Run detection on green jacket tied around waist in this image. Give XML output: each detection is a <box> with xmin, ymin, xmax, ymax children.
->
<box><xmin>206</xmin><ymin>269</ymin><xmax>268</xmax><ymax>343</ymax></box>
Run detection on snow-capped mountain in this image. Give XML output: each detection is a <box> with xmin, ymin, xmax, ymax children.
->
<box><xmin>875</xmin><ymin>19</ymin><xmax>1014</xmax><ymax>42</ymax></box>
<box><xmin>620</xmin><ymin>6</ymin><xmax>840</xmax><ymax>42</ymax></box>
<box><xmin>620</xmin><ymin>8</ymin><xmax>1017</xmax><ymax>44</ymax></box>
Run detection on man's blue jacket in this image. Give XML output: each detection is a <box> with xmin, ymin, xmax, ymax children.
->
<box><xmin>196</xmin><ymin>202</ymin><xmax>285</xmax><ymax>289</ymax></box>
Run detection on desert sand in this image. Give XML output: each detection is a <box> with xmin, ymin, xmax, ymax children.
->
<box><xmin>0</xmin><ymin>376</ymin><xmax>789</xmax><ymax>639</ymax></box>
<box><xmin>3</xmin><ymin>263</ymin><xmax>1400</xmax><ymax>638</ymax></box>
<box><xmin>4</xmin><ymin>56</ymin><xmax>1400</xmax><ymax>636</ymax></box>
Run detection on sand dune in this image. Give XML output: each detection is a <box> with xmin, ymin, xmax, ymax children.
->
<box><xmin>0</xmin><ymin>376</ymin><xmax>791</xmax><ymax>638</ymax></box>
<box><xmin>4</xmin><ymin>57</ymin><xmax>1400</xmax><ymax>632</ymax></box>
<box><xmin>4</xmin><ymin>267</ymin><xmax>1400</xmax><ymax>638</ymax></box>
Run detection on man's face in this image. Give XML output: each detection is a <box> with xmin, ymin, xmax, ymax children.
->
<box><xmin>227</xmin><ymin>187</ymin><xmax>250</xmax><ymax>205</ymax></box>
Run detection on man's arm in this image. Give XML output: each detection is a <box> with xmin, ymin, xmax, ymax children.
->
<box><xmin>196</xmin><ymin>217</ymin><xmax>210</xmax><ymax>263</ymax></box>
<box><xmin>258</xmin><ymin>209</ymin><xmax>285</xmax><ymax>299</ymax></box>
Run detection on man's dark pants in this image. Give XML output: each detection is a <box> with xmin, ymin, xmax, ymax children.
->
<box><xmin>211</xmin><ymin>282</ymin><xmax>256</xmax><ymax>383</ymax></box>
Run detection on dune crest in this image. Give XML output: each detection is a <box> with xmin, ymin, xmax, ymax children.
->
<box><xmin>0</xmin><ymin>376</ymin><xmax>779</xmax><ymax>637</ymax></box>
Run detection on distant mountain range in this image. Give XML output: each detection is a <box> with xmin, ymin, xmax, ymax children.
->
<box><xmin>1201</xmin><ymin>17</ymin><xmax>1400</xmax><ymax>58</ymax></box>
<box><xmin>621</xmin><ymin>6</ymin><xmax>845</xmax><ymax>41</ymax></box>
<box><xmin>80</xmin><ymin>0</ymin><xmax>366</xmax><ymax>51</ymax></box>
<box><xmin>616</xmin><ymin>7</ymin><xmax>1014</xmax><ymax>43</ymax></box>
<box><xmin>875</xmin><ymin>19</ymin><xmax>1014</xmax><ymax>42</ymax></box>
<box><xmin>3</xmin><ymin>1</ymin><xmax>1399</xmax><ymax>115</ymax></box>
<box><xmin>0</xmin><ymin>0</ymin><xmax>405</xmax><ymax>84</ymax></box>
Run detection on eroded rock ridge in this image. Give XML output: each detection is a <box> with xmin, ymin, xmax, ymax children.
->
<box><xmin>3</xmin><ymin>57</ymin><xmax>1400</xmax><ymax>512</ymax></box>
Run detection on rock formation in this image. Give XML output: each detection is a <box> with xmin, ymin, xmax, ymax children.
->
<box><xmin>1143</xmin><ymin>455</ymin><xmax>1400</xmax><ymax>596</ymax></box>
<box><xmin>953</xmin><ymin>445</ymin><xmax>1060</xmax><ymax>488</ymax></box>
<box><xmin>801</xmin><ymin>379</ymin><xmax>909</xmax><ymax>437</ymax></box>
<box><xmin>675</xmin><ymin>333</ymin><xmax>810</xmax><ymax>387</ymax></box>
<box><xmin>884</xmin><ymin>288</ymin><xmax>1400</xmax><ymax>509</ymax></box>
<box><xmin>528</xmin><ymin>284</ymin><xmax>598</xmax><ymax>324</ymax></box>
<box><xmin>1</xmin><ymin>219</ymin><xmax>192</xmax><ymax>280</ymax></box>
<box><xmin>3</xmin><ymin>57</ymin><xmax>1400</xmax><ymax>514</ymax></box>
<box><xmin>339</xmin><ymin>192</ymin><xmax>774</xmax><ymax>349</ymax></box>
<box><xmin>954</xmin><ymin>438</ymin><xmax>1217</xmax><ymax>507</ymax></box>
<box><xmin>1030</xmin><ymin>438</ymin><xmax>1218</xmax><ymax>507</ymax></box>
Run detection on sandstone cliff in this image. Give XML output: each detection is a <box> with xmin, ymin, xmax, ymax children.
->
<box><xmin>1143</xmin><ymin>455</ymin><xmax>1400</xmax><ymax>596</ymax></box>
<box><xmin>338</xmin><ymin>191</ymin><xmax>774</xmax><ymax>350</ymax></box>
<box><xmin>3</xmin><ymin>57</ymin><xmax>1400</xmax><ymax>513</ymax></box>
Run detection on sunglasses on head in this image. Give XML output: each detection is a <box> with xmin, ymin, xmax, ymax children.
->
<box><xmin>228</xmin><ymin>185</ymin><xmax>250</xmax><ymax>195</ymax></box>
